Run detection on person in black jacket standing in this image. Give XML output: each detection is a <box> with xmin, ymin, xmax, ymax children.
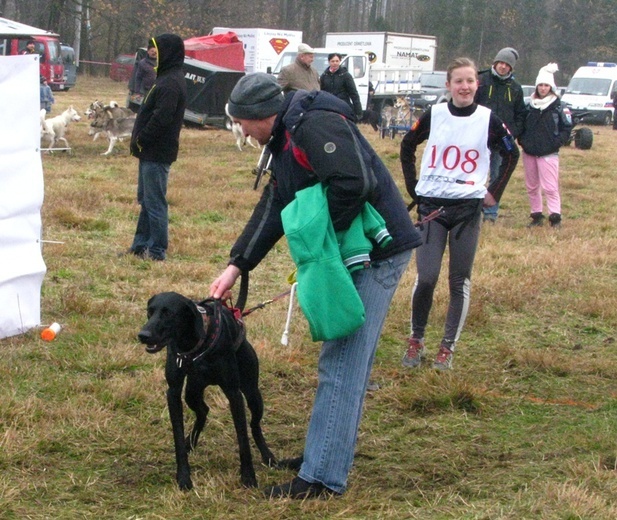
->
<box><xmin>475</xmin><ymin>47</ymin><xmax>525</xmax><ymax>223</ymax></box>
<box><xmin>320</xmin><ymin>53</ymin><xmax>363</xmax><ymax>121</ymax></box>
<box><xmin>519</xmin><ymin>63</ymin><xmax>571</xmax><ymax>228</ymax></box>
<box><xmin>127</xmin><ymin>33</ymin><xmax>187</xmax><ymax>261</ymax></box>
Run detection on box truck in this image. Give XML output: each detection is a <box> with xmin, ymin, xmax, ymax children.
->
<box><xmin>324</xmin><ymin>31</ymin><xmax>436</xmax><ymax>71</ymax></box>
<box><xmin>561</xmin><ymin>62</ymin><xmax>617</xmax><ymax>125</ymax></box>
<box><xmin>211</xmin><ymin>27</ymin><xmax>302</xmax><ymax>74</ymax></box>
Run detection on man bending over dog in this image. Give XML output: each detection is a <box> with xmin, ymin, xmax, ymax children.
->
<box><xmin>210</xmin><ymin>73</ymin><xmax>422</xmax><ymax>499</ymax></box>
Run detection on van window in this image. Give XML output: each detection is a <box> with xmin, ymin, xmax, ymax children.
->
<box><xmin>273</xmin><ymin>53</ymin><xmax>295</xmax><ymax>74</ymax></box>
<box><xmin>346</xmin><ymin>56</ymin><xmax>365</xmax><ymax>78</ymax></box>
<box><xmin>61</xmin><ymin>47</ymin><xmax>75</xmax><ymax>65</ymax></box>
<box><xmin>566</xmin><ymin>78</ymin><xmax>612</xmax><ymax>96</ymax></box>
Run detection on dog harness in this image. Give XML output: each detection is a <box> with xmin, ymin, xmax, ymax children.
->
<box><xmin>175</xmin><ymin>299</ymin><xmax>246</xmax><ymax>368</ymax></box>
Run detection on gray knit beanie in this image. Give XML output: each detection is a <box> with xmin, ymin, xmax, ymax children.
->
<box><xmin>493</xmin><ymin>47</ymin><xmax>519</xmax><ymax>70</ymax></box>
<box><xmin>227</xmin><ymin>73</ymin><xmax>284</xmax><ymax>120</ymax></box>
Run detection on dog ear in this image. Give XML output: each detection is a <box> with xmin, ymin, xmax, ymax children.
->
<box><xmin>183</xmin><ymin>298</ymin><xmax>208</xmax><ymax>341</ymax></box>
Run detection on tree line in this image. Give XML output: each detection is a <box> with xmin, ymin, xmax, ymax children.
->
<box><xmin>4</xmin><ymin>0</ymin><xmax>617</xmax><ymax>83</ymax></box>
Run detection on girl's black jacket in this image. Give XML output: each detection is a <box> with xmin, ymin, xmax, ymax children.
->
<box><xmin>518</xmin><ymin>96</ymin><xmax>572</xmax><ymax>157</ymax></box>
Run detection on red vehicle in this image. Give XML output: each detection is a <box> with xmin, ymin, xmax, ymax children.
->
<box><xmin>10</xmin><ymin>35</ymin><xmax>65</xmax><ymax>90</ymax></box>
<box><xmin>110</xmin><ymin>54</ymin><xmax>135</xmax><ymax>82</ymax></box>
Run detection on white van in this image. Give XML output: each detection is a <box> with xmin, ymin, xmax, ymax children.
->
<box><xmin>561</xmin><ymin>62</ymin><xmax>617</xmax><ymax>125</ymax></box>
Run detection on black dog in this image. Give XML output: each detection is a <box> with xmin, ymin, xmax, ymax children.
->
<box><xmin>359</xmin><ymin>108</ymin><xmax>380</xmax><ymax>131</ymax></box>
<box><xmin>138</xmin><ymin>291</ymin><xmax>276</xmax><ymax>490</ymax></box>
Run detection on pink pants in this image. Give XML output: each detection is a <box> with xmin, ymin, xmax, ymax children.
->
<box><xmin>522</xmin><ymin>151</ymin><xmax>561</xmax><ymax>215</ymax></box>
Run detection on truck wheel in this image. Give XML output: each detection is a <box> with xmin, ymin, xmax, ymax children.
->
<box><xmin>603</xmin><ymin>112</ymin><xmax>612</xmax><ymax>126</ymax></box>
<box><xmin>574</xmin><ymin>127</ymin><xmax>593</xmax><ymax>150</ymax></box>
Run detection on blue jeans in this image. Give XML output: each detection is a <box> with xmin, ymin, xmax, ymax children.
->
<box><xmin>482</xmin><ymin>149</ymin><xmax>501</xmax><ymax>219</ymax></box>
<box><xmin>131</xmin><ymin>160</ymin><xmax>170</xmax><ymax>259</ymax></box>
<box><xmin>298</xmin><ymin>249</ymin><xmax>412</xmax><ymax>494</ymax></box>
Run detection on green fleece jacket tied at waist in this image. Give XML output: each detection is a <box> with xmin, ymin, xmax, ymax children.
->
<box><xmin>281</xmin><ymin>183</ymin><xmax>392</xmax><ymax>341</ymax></box>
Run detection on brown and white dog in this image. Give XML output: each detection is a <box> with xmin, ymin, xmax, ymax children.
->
<box><xmin>86</xmin><ymin>101</ymin><xmax>136</xmax><ymax>155</ymax></box>
<box><xmin>86</xmin><ymin>100</ymin><xmax>134</xmax><ymax>140</ymax></box>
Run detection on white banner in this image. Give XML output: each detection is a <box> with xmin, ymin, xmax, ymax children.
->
<box><xmin>0</xmin><ymin>55</ymin><xmax>46</xmax><ymax>339</ymax></box>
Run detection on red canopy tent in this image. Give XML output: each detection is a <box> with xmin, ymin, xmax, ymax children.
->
<box><xmin>184</xmin><ymin>32</ymin><xmax>245</xmax><ymax>72</ymax></box>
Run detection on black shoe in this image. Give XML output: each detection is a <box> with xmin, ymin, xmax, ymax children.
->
<box><xmin>263</xmin><ymin>476</ymin><xmax>340</xmax><ymax>500</ymax></box>
<box><xmin>117</xmin><ymin>247</ymin><xmax>145</xmax><ymax>258</ymax></box>
<box><xmin>549</xmin><ymin>213</ymin><xmax>562</xmax><ymax>228</ymax></box>
<box><xmin>527</xmin><ymin>212</ymin><xmax>545</xmax><ymax>228</ymax></box>
<box><xmin>142</xmin><ymin>252</ymin><xmax>165</xmax><ymax>261</ymax></box>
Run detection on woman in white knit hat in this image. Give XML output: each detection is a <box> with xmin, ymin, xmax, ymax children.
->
<box><xmin>518</xmin><ymin>63</ymin><xmax>572</xmax><ymax>228</ymax></box>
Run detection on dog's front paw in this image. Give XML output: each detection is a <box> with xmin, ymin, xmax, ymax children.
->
<box><xmin>177</xmin><ymin>473</ymin><xmax>193</xmax><ymax>491</ymax></box>
<box><xmin>276</xmin><ymin>455</ymin><xmax>303</xmax><ymax>471</ymax></box>
<box><xmin>241</xmin><ymin>472</ymin><xmax>258</xmax><ymax>488</ymax></box>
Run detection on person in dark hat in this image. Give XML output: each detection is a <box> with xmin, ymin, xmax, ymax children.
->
<box><xmin>134</xmin><ymin>41</ymin><xmax>157</xmax><ymax>96</ymax></box>
<box><xmin>475</xmin><ymin>47</ymin><xmax>525</xmax><ymax>223</ymax></box>
<box><xmin>210</xmin><ymin>72</ymin><xmax>422</xmax><ymax>499</ymax></box>
<box><xmin>20</xmin><ymin>39</ymin><xmax>37</xmax><ymax>55</ymax></box>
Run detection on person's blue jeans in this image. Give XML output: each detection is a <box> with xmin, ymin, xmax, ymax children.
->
<box><xmin>131</xmin><ymin>160</ymin><xmax>170</xmax><ymax>259</ymax></box>
<box><xmin>298</xmin><ymin>249</ymin><xmax>412</xmax><ymax>494</ymax></box>
<box><xmin>483</xmin><ymin>149</ymin><xmax>501</xmax><ymax>219</ymax></box>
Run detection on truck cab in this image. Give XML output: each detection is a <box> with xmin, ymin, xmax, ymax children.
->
<box><xmin>561</xmin><ymin>62</ymin><xmax>617</xmax><ymax>125</ymax></box>
<box><xmin>12</xmin><ymin>35</ymin><xmax>65</xmax><ymax>90</ymax></box>
<box><xmin>271</xmin><ymin>48</ymin><xmax>370</xmax><ymax>110</ymax></box>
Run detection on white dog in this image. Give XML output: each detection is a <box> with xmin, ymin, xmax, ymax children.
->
<box><xmin>41</xmin><ymin>105</ymin><xmax>81</xmax><ymax>149</ymax></box>
<box><xmin>225</xmin><ymin>104</ymin><xmax>260</xmax><ymax>151</ymax></box>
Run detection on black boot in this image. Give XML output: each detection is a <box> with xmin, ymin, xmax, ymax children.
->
<box><xmin>263</xmin><ymin>476</ymin><xmax>340</xmax><ymax>499</ymax></box>
<box><xmin>527</xmin><ymin>212</ymin><xmax>545</xmax><ymax>227</ymax></box>
<box><xmin>549</xmin><ymin>213</ymin><xmax>562</xmax><ymax>228</ymax></box>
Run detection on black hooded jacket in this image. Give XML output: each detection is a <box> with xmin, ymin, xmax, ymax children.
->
<box><xmin>130</xmin><ymin>34</ymin><xmax>187</xmax><ymax>164</ymax></box>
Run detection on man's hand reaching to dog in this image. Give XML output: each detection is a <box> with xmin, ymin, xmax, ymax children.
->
<box><xmin>210</xmin><ymin>264</ymin><xmax>242</xmax><ymax>300</ymax></box>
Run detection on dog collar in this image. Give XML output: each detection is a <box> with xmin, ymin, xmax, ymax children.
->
<box><xmin>175</xmin><ymin>299</ymin><xmax>245</xmax><ymax>369</ymax></box>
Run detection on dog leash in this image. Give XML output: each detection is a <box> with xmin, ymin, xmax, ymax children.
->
<box><xmin>240</xmin><ymin>288</ymin><xmax>293</xmax><ymax>317</ymax></box>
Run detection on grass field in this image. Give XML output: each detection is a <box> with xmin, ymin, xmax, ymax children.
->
<box><xmin>2</xmin><ymin>75</ymin><xmax>617</xmax><ymax>519</ymax></box>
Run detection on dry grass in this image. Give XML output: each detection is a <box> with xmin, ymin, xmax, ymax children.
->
<box><xmin>1</xmin><ymin>75</ymin><xmax>616</xmax><ymax>518</ymax></box>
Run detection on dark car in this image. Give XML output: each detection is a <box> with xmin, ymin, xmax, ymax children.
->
<box><xmin>408</xmin><ymin>71</ymin><xmax>448</xmax><ymax>110</ymax></box>
<box><xmin>110</xmin><ymin>54</ymin><xmax>135</xmax><ymax>82</ymax></box>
